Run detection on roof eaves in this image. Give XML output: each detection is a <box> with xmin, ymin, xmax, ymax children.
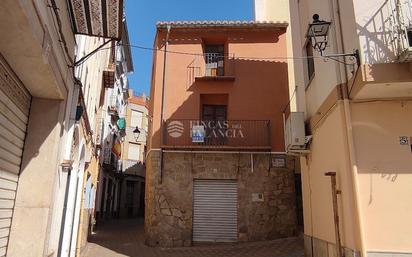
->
<box><xmin>156</xmin><ymin>20</ymin><xmax>288</xmax><ymax>30</ymax></box>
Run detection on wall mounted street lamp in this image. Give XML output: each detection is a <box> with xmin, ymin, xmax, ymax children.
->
<box><xmin>307</xmin><ymin>14</ymin><xmax>360</xmax><ymax>67</ymax></box>
<box><xmin>307</xmin><ymin>14</ymin><xmax>332</xmax><ymax>54</ymax></box>
<box><xmin>133</xmin><ymin>126</ymin><xmax>141</xmax><ymax>141</ymax></box>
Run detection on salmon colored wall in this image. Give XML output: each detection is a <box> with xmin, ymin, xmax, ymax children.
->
<box><xmin>149</xmin><ymin>28</ymin><xmax>289</xmax><ymax>151</ymax></box>
<box><xmin>352</xmin><ymin>101</ymin><xmax>412</xmax><ymax>252</ymax></box>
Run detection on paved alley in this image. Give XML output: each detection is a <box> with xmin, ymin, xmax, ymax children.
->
<box><xmin>83</xmin><ymin>219</ymin><xmax>304</xmax><ymax>257</ymax></box>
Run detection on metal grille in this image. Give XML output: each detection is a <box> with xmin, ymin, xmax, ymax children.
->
<box><xmin>193</xmin><ymin>180</ymin><xmax>238</xmax><ymax>243</ymax></box>
<box><xmin>164</xmin><ymin>119</ymin><xmax>271</xmax><ymax>149</ymax></box>
<box><xmin>0</xmin><ymin>57</ymin><xmax>31</xmax><ymax>257</ymax></box>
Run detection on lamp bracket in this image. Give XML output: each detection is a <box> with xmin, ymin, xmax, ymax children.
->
<box><xmin>322</xmin><ymin>50</ymin><xmax>360</xmax><ymax>67</ymax></box>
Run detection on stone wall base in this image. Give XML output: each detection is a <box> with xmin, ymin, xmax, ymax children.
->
<box><xmin>145</xmin><ymin>151</ymin><xmax>299</xmax><ymax>247</ymax></box>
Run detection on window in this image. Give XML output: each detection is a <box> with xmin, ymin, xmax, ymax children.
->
<box><xmin>131</xmin><ymin>110</ymin><xmax>143</xmax><ymax>128</ymax></box>
<box><xmin>128</xmin><ymin>143</ymin><xmax>141</xmax><ymax>161</ymax></box>
<box><xmin>202</xmin><ymin>105</ymin><xmax>227</xmax><ymax>145</ymax></box>
<box><xmin>305</xmin><ymin>41</ymin><xmax>315</xmax><ymax>83</ymax></box>
<box><xmin>202</xmin><ymin>105</ymin><xmax>227</xmax><ymax>121</ymax></box>
<box><xmin>204</xmin><ymin>45</ymin><xmax>225</xmax><ymax>76</ymax></box>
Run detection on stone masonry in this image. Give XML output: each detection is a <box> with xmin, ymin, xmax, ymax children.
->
<box><xmin>145</xmin><ymin>151</ymin><xmax>297</xmax><ymax>247</ymax></box>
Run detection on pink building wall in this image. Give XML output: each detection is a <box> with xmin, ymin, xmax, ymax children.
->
<box><xmin>149</xmin><ymin>26</ymin><xmax>290</xmax><ymax>151</ymax></box>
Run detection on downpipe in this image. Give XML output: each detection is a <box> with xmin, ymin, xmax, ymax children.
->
<box><xmin>159</xmin><ymin>25</ymin><xmax>171</xmax><ymax>184</ymax></box>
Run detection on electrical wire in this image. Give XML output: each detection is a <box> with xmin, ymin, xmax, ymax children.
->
<box><xmin>282</xmin><ymin>86</ymin><xmax>298</xmax><ymax>113</ymax></box>
<box><xmin>122</xmin><ymin>43</ymin><xmax>325</xmax><ymax>61</ymax></box>
<box><xmin>74</xmin><ymin>39</ymin><xmax>115</xmax><ymax>67</ymax></box>
<box><xmin>73</xmin><ymin>41</ymin><xmax>357</xmax><ymax>67</ymax></box>
<box><xmin>48</xmin><ymin>0</ymin><xmax>74</xmax><ymax>66</ymax></box>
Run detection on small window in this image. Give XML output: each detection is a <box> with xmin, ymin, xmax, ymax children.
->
<box><xmin>305</xmin><ymin>41</ymin><xmax>315</xmax><ymax>84</ymax></box>
<box><xmin>128</xmin><ymin>143</ymin><xmax>141</xmax><ymax>161</ymax></box>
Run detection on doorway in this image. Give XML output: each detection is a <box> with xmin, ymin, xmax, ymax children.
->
<box><xmin>193</xmin><ymin>179</ymin><xmax>238</xmax><ymax>242</ymax></box>
<box><xmin>126</xmin><ymin>180</ymin><xmax>135</xmax><ymax>218</ymax></box>
<box><xmin>202</xmin><ymin>104</ymin><xmax>227</xmax><ymax>146</ymax></box>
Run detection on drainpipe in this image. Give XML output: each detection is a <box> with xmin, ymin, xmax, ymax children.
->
<box><xmin>325</xmin><ymin>172</ymin><xmax>343</xmax><ymax>257</ymax></box>
<box><xmin>332</xmin><ymin>0</ymin><xmax>367</xmax><ymax>256</ymax></box>
<box><xmin>159</xmin><ymin>25</ymin><xmax>171</xmax><ymax>184</ymax></box>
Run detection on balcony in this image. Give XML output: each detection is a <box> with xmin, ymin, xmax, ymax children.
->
<box><xmin>108</xmin><ymin>105</ymin><xmax>118</xmax><ymax>118</ymax></box>
<box><xmin>103</xmin><ymin>63</ymin><xmax>115</xmax><ymax>88</ymax></box>
<box><xmin>388</xmin><ymin>0</ymin><xmax>412</xmax><ymax>62</ymax></box>
<box><xmin>103</xmin><ymin>147</ymin><xmax>120</xmax><ymax>173</ymax></box>
<box><xmin>94</xmin><ymin>111</ymin><xmax>104</xmax><ymax>149</ymax></box>
<box><xmin>163</xmin><ymin>119</ymin><xmax>271</xmax><ymax>150</ymax></box>
<box><xmin>187</xmin><ymin>53</ymin><xmax>236</xmax><ymax>84</ymax></box>
<box><xmin>107</xmin><ymin>95</ymin><xmax>120</xmax><ymax>118</ymax></box>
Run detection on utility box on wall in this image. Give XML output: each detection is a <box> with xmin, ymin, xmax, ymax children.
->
<box><xmin>285</xmin><ymin>112</ymin><xmax>306</xmax><ymax>151</ymax></box>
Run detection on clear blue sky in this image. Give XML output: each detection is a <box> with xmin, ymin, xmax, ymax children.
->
<box><xmin>125</xmin><ymin>0</ymin><xmax>254</xmax><ymax>96</ymax></box>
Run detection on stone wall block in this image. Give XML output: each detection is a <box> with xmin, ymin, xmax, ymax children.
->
<box><xmin>145</xmin><ymin>152</ymin><xmax>298</xmax><ymax>247</ymax></box>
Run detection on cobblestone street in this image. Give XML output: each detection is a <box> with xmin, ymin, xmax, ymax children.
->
<box><xmin>83</xmin><ymin>219</ymin><xmax>304</xmax><ymax>257</ymax></box>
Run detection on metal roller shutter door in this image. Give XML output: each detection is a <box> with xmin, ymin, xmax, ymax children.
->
<box><xmin>0</xmin><ymin>56</ymin><xmax>31</xmax><ymax>256</ymax></box>
<box><xmin>193</xmin><ymin>179</ymin><xmax>238</xmax><ymax>243</ymax></box>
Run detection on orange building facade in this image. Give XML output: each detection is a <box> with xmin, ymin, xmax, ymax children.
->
<box><xmin>145</xmin><ymin>21</ymin><xmax>300</xmax><ymax>247</ymax></box>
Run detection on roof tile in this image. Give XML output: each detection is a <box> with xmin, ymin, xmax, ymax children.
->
<box><xmin>156</xmin><ymin>20</ymin><xmax>288</xmax><ymax>29</ymax></box>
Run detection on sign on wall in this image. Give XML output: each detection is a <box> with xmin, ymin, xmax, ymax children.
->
<box><xmin>271</xmin><ymin>156</ymin><xmax>287</xmax><ymax>168</ymax></box>
<box><xmin>192</xmin><ymin>125</ymin><xmax>205</xmax><ymax>143</ymax></box>
<box><xmin>399</xmin><ymin>136</ymin><xmax>409</xmax><ymax>145</ymax></box>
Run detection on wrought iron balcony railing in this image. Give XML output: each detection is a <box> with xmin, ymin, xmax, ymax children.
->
<box><xmin>103</xmin><ymin>63</ymin><xmax>115</xmax><ymax>88</ymax></box>
<box><xmin>103</xmin><ymin>146</ymin><xmax>120</xmax><ymax>172</ymax></box>
<box><xmin>368</xmin><ymin>0</ymin><xmax>412</xmax><ymax>62</ymax></box>
<box><xmin>163</xmin><ymin>119</ymin><xmax>271</xmax><ymax>149</ymax></box>
<box><xmin>391</xmin><ymin>0</ymin><xmax>412</xmax><ymax>61</ymax></box>
<box><xmin>187</xmin><ymin>53</ymin><xmax>236</xmax><ymax>84</ymax></box>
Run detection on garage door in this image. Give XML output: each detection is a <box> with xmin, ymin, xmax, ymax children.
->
<box><xmin>0</xmin><ymin>55</ymin><xmax>31</xmax><ymax>256</ymax></box>
<box><xmin>193</xmin><ymin>179</ymin><xmax>238</xmax><ymax>242</ymax></box>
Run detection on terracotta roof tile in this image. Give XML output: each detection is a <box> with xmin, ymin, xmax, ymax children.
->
<box><xmin>156</xmin><ymin>20</ymin><xmax>288</xmax><ymax>29</ymax></box>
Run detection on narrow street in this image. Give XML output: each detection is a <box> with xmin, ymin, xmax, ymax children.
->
<box><xmin>83</xmin><ymin>219</ymin><xmax>304</xmax><ymax>257</ymax></box>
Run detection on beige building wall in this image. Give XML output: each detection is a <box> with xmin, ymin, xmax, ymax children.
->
<box><xmin>352</xmin><ymin>101</ymin><xmax>412</xmax><ymax>252</ymax></box>
<box><xmin>0</xmin><ymin>0</ymin><xmax>76</xmax><ymax>256</ymax></box>
<box><xmin>275</xmin><ymin>0</ymin><xmax>412</xmax><ymax>256</ymax></box>
<box><xmin>74</xmin><ymin>34</ymin><xmax>111</xmax><ymax>256</ymax></box>
<box><xmin>118</xmin><ymin>94</ymin><xmax>148</xmax><ymax>218</ymax></box>
<box><xmin>7</xmin><ymin>99</ymin><xmax>66</xmax><ymax>257</ymax></box>
<box><xmin>300</xmin><ymin>102</ymin><xmax>360</xmax><ymax>251</ymax></box>
<box><xmin>123</xmin><ymin>96</ymin><xmax>149</xmax><ymax>167</ymax></box>
<box><xmin>292</xmin><ymin>0</ymin><xmax>358</xmax><ymax>116</ymax></box>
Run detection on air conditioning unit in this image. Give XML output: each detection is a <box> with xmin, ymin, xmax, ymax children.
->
<box><xmin>285</xmin><ymin>112</ymin><xmax>306</xmax><ymax>151</ymax></box>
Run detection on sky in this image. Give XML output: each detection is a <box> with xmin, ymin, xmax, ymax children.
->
<box><xmin>125</xmin><ymin>0</ymin><xmax>254</xmax><ymax>96</ymax></box>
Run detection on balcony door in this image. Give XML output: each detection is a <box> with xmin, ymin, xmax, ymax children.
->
<box><xmin>205</xmin><ymin>45</ymin><xmax>225</xmax><ymax>76</ymax></box>
<box><xmin>202</xmin><ymin>105</ymin><xmax>227</xmax><ymax>145</ymax></box>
